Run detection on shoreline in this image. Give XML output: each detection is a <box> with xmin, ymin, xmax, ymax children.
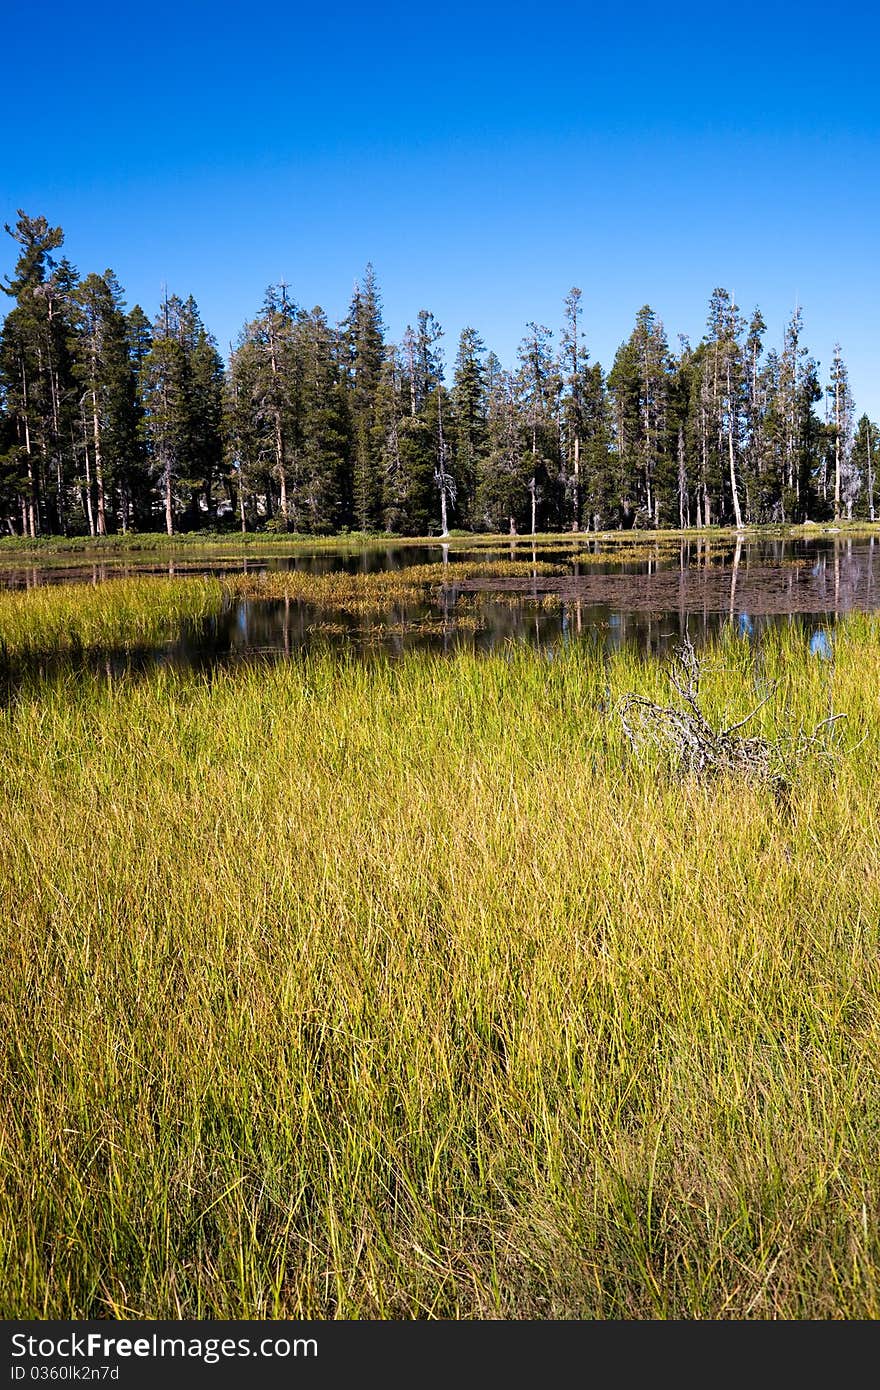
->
<box><xmin>1</xmin><ymin>519</ymin><xmax>878</xmax><ymax>562</ymax></box>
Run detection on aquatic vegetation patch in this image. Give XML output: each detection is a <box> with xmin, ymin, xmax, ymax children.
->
<box><xmin>226</xmin><ymin>561</ymin><xmax>568</xmax><ymax>614</ymax></box>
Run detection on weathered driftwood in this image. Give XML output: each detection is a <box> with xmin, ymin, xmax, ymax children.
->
<box><xmin>617</xmin><ymin>634</ymin><xmax>845</xmax><ymax>798</ymax></box>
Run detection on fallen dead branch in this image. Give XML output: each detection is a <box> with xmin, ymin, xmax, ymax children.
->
<box><xmin>617</xmin><ymin>633</ymin><xmax>846</xmax><ymax>799</ymax></box>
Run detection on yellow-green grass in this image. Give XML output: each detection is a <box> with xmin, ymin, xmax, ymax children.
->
<box><xmin>0</xmin><ymin>530</ymin><xmax>414</xmax><ymax>557</ymax></box>
<box><xmin>0</xmin><ymin>529</ymin><xmax>565</xmax><ymax>564</ymax></box>
<box><xmin>1</xmin><ymin>518</ymin><xmax>877</xmax><ymax>565</ymax></box>
<box><xmin>1</xmin><ymin>612</ymin><xmax>879</xmax><ymax>1318</ymax></box>
<box><xmin>226</xmin><ymin>561</ymin><xmax>568</xmax><ymax>614</ymax></box>
<box><xmin>0</xmin><ymin>577</ymin><xmax>225</xmax><ymax>660</ymax></box>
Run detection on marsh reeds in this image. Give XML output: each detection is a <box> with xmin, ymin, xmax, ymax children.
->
<box><xmin>225</xmin><ymin>561</ymin><xmax>567</xmax><ymax>615</ymax></box>
<box><xmin>0</xmin><ymin>576</ymin><xmax>224</xmax><ymax>660</ymax></box>
<box><xmin>1</xmin><ymin>597</ymin><xmax>879</xmax><ymax>1318</ymax></box>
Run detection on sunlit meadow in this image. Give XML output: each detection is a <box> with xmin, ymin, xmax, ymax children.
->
<box><xmin>1</xmin><ymin>575</ymin><xmax>879</xmax><ymax>1318</ymax></box>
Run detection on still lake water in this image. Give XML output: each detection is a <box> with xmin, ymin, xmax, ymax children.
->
<box><xmin>4</xmin><ymin>534</ymin><xmax>879</xmax><ymax>671</ymax></box>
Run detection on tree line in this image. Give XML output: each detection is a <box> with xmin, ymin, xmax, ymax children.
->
<box><xmin>1</xmin><ymin>210</ymin><xmax>876</xmax><ymax>539</ymax></box>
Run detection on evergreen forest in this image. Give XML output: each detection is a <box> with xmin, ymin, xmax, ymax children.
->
<box><xmin>2</xmin><ymin>210</ymin><xmax>876</xmax><ymax>540</ymax></box>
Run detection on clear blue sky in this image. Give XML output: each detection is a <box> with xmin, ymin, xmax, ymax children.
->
<box><xmin>3</xmin><ymin>0</ymin><xmax>878</xmax><ymax>417</ymax></box>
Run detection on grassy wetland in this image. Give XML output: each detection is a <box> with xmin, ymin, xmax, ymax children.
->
<box><xmin>2</xmin><ymin>553</ymin><xmax>880</xmax><ymax>1319</ymax></box>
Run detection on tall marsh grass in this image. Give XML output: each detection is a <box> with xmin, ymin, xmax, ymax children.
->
<box><xmin>0</xmin><ymin>577</ymin><xmax>224</xmax><ymax>659</ymax></box>
<box><xmin>1</xmin><ymin>609</ymin><xmax>879</xmax><ymax>1317</ymax></box>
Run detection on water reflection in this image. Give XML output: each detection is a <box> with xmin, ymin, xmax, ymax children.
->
<box><xmin>166</xmin><ymin>596</ymin><xmax>843</xmax><ymax>672</ymax></box>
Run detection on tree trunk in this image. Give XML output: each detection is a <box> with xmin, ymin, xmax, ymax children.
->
<box><xmin>239</xmin><ymin>473</ymin><xmax>248</xmax><ymax>533</ymax></box>
<box><xmin>677</xmin><ymin>425</ymin><xmax>688</xmax><ymax>529</ymax></box>
<box><xmin>20</xmin><ymin>361</ymin><xmax>37</xmax><ymax>537</ymax></box>
<box><xmin>45</xmin><ymin>313</ymin><xmax>65</xmax><ymax>534</ymax></box>
<box><xmin>834</xmin><ymin>372</ymin><xmax>842</xmax><ymax>523</ymax></box>
<box><xmin>92</xmin><ymin>388</ymin><xmax>106</xmax><ymax>535</ymax></box>
<box><xmin>26</xmin><ymin>457</ymin><xmax>36</xmax><ymax>539</ymax></box>
<box><xmin>726</xmin><ymin>361</ymin><xmax>743</xmax><ymax>528</ymax></box>
<box><xmin>164</xmin><ymin>455</ymin><xmax>174</xmax><ymax>536</ymax></box>
<box><xmin>81</xmin><ymin>411</ymin><xmax>96</xmax><ymax>537</ymax></box>
<box><xmin>161</xmin><ymin>338</ymin><xmax>173</xmax><ymax>535</ymax></box>
<box><xmin>275</xmin><ymin>413</ymin><xmax>288</xmax><ymax>530</ymax></box>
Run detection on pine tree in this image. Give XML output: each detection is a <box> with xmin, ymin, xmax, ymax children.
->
<box><xmin>393</xmin><ymin>411</ymin><xmax>435</xmax><ymax>535</ymax></box>
<box><xmin>608</xmin><ymin>307</ymin><xmax>671</xmax><ymax>526</ymax></box>
<box><xmin>853</xmin><ymin>414</ymin><xmax>878</xmax><ymax>521</ymax></box>
<box><xmin>142</xmin><ymin>294</ymin><xmax>194</xmax><ymax>534</ymax></box>
<box><xmin>123</xmin><ymin>306</ymin><xmax>153</xmax><ymax>529</ymax></box>
<box><xmin>181</xmin><ymin>298</ymin><xmax>225</xmax><ymax>527</ymax></box>
<box><xmin>226</xmin><ymin>286</ymin><xmax>302</xmax><ymax>529</ymax></box>
<box><xmin>560</xmin><ymin>288</ymin><xmax>586</xmax><ymax>529</ymax></box>
<box><xmin>742</xmin><ymin>308</ymin><xmax>767</xmax><ymax>522</ymax></box>
<box><xmin>296</xmin><ymin>308</ymin><xmax>351</xmax><ymax>533</ymax></box>
<box><xmin>224</xmin><ymin>331</ymin><xmax>265</xmax><ymax>531</ymax></box>
<box><xmin>415</xmin><ymin>317</ymin><xmax>456</xmax><ymax>536</ymax></box>
<box><xmin>829</xmin><ymin>345</ymin><xmax>856</xmax><ymax>521</ymax></box>
<box><xmin>0</xmin><ymin>392</ymin><xmax>16</xmax><ymax>533</ymax></box>
<box><xmin>0</xmin><ymin>212</ymin><xmax>76</xmax><ymax>535</ymax></box>
<box><xmin>668</xmin><ymin>338</ymin><xmax>694</xmax><ymax>529</ymax></box>
<box><xmin>769</xmin><ymin>309</ymin><xmax>822</xmax><ymax>522</ymax></box>
<box><xmin>477</xmin><ymin>368</ymin><xmax>529</xmax><ymax>532</ymax></box>
<box><xmin>705</xmin><ymin>289</ymin><xmax>745</xmax><ymax>527</ymax></box>
<box><xmin>70</xmin><ymin>270</ymin><xmax>140</xmax><ymax>535</ymax></box>
<box><xmin>344</xmin><ymin>265</ymin><xmax>385</xmax><ymax>531</ymax></box>
<box><xmin>516</xmin><ymin>322</ymin><xmax>560</xmax><ymax>532</ymax></box>
<box><xmin>451</xmin><ymin>327</ymin><xmax>487</xmax><ymax>529</ymax></box>
<box><xmin>377</xmin><ymin>346</ymin><xmax>407</xmax><ymax>531</ymax></box>
<box><xmin>579</xmin><ymin>362</ymin><xmax>613</xmax><ymax>530</ymax></box>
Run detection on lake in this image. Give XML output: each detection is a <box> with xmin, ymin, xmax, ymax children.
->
<box><xmin>3</xmin><ymin>533</ymin><xmax>878</xmax><ymax>672</ymax></box>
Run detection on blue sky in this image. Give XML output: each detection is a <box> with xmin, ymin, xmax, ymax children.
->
<box><xmin>3</xmin><ymin>0</ymin><xmax>878</xmax><ymax>416</ymax></box>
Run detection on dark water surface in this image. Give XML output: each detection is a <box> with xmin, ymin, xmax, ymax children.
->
<box><xmin>5</xmin><ymin>534</ymin><xmax>880</xmax><ymax>671</ymax></box>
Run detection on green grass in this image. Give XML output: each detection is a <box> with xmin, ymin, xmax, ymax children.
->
<box><xmin>1</xmin><ymin>601</ymin><xmax>879</xmax><ymax>1318</ymax></box>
